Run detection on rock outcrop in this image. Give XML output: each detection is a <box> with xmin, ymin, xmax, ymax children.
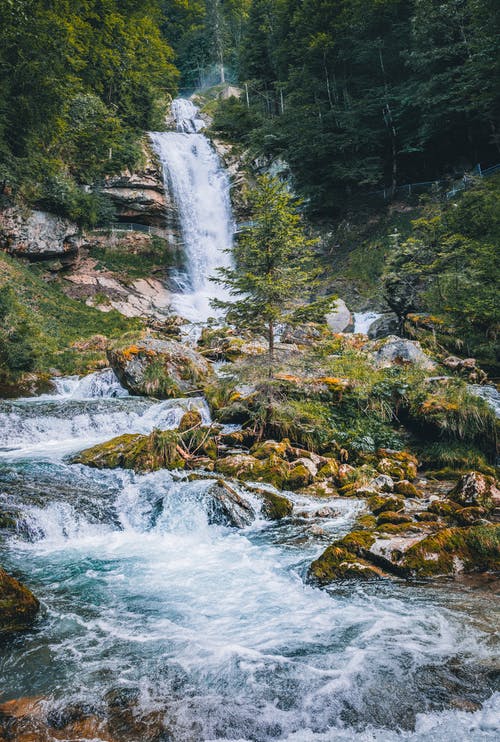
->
<box><xmin>367</xmin><ymin>335</ymin><xmax>436</xmax><ymax>370</ymax></box>
<box><xmin>102</xmin><ymin>138</ymin><xmax>178</xmax><ymax>235</ymax></box>
<box><xmin>0</xmin><ymin>206</ymin><xmax>82</xmax><ymax>260</ymax></box>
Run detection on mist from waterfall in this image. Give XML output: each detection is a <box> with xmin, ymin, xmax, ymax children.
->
<box><xmin>150</xmin><ymin>99</ymin><xmax>234</xmax><ymax>323</ymax></box>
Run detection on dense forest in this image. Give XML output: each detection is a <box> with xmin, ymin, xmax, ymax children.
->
<box><xmin>1</xmin><ymin>0</ymin><xmax>499</xmax><ymax>217</ymax></box>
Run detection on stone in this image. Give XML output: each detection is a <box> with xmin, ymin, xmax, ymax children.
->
<box><xmin>367</xmin><ymin>313</ymin><xmax>399</xmax><ymax>339</ymax></box>
<box><xmin>108</xmin><ymin>337</ymin><xmax>213</xmax><ymax>398</ymax></box>
<box><xmin>0</xmin><ymin>567</ymin><xmax>39</xmax><ymax>631</ymax></box>
<box><xmin>0</xmin><ymin>206</ymin><xmax>82</xmax><ymax>260</ymax></box>
<box><xmin>400</xmin><ymin>525</ymin><xmax>500</xmax><ymax>577</ymax></box>
<box><xmin>370</xmin><ymin>474</ymin><xmax>394</xmax><ymax>492</ymax></box>
<box><xmin>448</xmin><ymin>472</ymin><xmax>500</xmax><ymax>512</ymax></box>
<box><xmin>394</xmin><ymin>480</ymin><xmax>422</xmax><ymax>497</ymax></box>
<box><xmin>205</xmin><ymin>480</ymin><xmax>256</xmax><ymax>528</ymax></box>
<box><xmin>368</xmin><ymin>494</ymin><xmax>405</xmax><ymax>515</ymax></box>
<box><xmin>368</xmin><ymin>335</ymin><xmax>436</xmax><ymax>370</ymax></box>
<box><xmin>178</xmin><ymin>409</ymin><xmax>203</xmax><ymax>432</ymax></box>
<box><xmin>325</xmin><ymin>298</ymin><xmax>354</xmax><ymax>333</ymax></box>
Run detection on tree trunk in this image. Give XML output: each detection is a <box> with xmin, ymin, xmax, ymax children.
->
<box><xmin>268</xmin><ymin>320</ymin><xmax>275</xmax><ymax>379</ymax></box>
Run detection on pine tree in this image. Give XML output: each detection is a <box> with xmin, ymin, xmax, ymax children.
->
<box><xmin>212</xmin><ymin>175</ymin><xmax>318</xmax><ymax>376</ymax></box>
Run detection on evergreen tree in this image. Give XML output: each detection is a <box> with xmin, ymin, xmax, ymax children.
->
<box><xmin>212</xmin><ymin>175</ymin><xmax>318</xmax><ymax>375</ymax></box>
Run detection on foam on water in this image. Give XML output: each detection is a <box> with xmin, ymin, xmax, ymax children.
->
<box><xmin>353</xmin><ymin>311</ymin><xmax>382</xmax><ymax>334</ymax></box>
<box><xmin>0</xmin><ymin>395</ymin><xmax>211</xmax><ymax>459</ymax></box>
<box><xmin>2</xmin><ymin>461</ymin><xmax>498</xmax><ymax>740</ymax></box>
<box><xmin>150</xmin><ymin>98</ymin><xmax>234</xmax><ymax>323</ymax></box>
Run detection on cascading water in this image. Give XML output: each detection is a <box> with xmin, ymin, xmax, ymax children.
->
<box><xmin>150</xmin><ymin>99</ymin><xmax>234</xmax><ymax>323</ymax></box>
<box><xmin>0</xmin><ymin>105</ymin><xmax>499</xmax><ymax>740</ymax></box>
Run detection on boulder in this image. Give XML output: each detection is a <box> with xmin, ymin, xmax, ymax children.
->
<box><xmin>367</xmin><ymin>313</ymin><xmax>399</xmax><ymax>339</ymax></box>
<box><xmin>308</xmin><ymin>532</ymin><xmax>388</xmax><ymax>583</ymax></box>
<box><xmin>443</xmin><ymin>356</ymin><xmax>487</xmax><ymax>384</ymax></box>
<box><xmin>400</xmin><ymin>525</ymin><xmax>500</xmax><ymax>577</ymax></box>
<box><xmin>370</xmin><ymin>474</ymin><xmax>394</xmax><ymax>492</ymax></box>
<box><xmin>204</xmin><ymin>480</ymin><xmax>256</xmax><ymax>528</ymax></box>
<box><xmin>0</xmin><ymin>567</ymin><xmax>39</xmax><ymax>631</ymax></box>
<box><xmin>0</xmin><ymin>206</ymin><xmax>82</xmax><ymax>260</ymax></box>
<box><xmin>280</xmin><ymin>323</ymin><xmax>324</xmax><ymax>346</ymax></box>
<box><xmin>108</xmin><ymin>338</ymin><xmax>213</xmax><ymax>398</ymax></box>
<box><xmin>368</xmin><ymin>335</ymin><xmax>436</xmax><ymax>370</ymax></box>
<box><xmin>256</xmin><ymin>489</ymin><xmax>293</xmax><ymax>520</ymax></box>
<box><xmin>368</xmin><ymin>494</ymin><xmax>405</xmax><ymax>515</ymax></box>
<box><xmin>325</xmin><ymin>299</ymin><xmax>354</xmax><ymax>333</ymax></box>
<box><xmin>448</xmin><ymin>472</ymin><xmax>500</xmax><ymax>512</ymax></box>
<box><xmin>72</xmin><ymin>431</ymin><xmax>187</xmax><ymax>472</ymax></box>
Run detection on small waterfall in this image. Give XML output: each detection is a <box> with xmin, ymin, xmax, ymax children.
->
<box><xmin>150</xmin><ymin>99</ymin><xmax>234</xmax><ymax>323</ymax></box>
<box><xmin>353</xmin><ymin>311</ymin><xmax>381</xmax><ymax>334</ymax></box>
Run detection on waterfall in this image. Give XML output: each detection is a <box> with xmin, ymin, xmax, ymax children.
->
<box><xmin>150</xmin><ymin>99</ymin><xmax>234</xmax><ymax>323</ymax></box>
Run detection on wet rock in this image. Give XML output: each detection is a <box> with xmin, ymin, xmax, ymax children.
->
<box><xmin>0</xmin><ymin>206</ymin><xmax>82</xmax><ymax>260</ymax></box>
<box><xmin>376</xmin><ymin>511</ymin><xmax>414</xmax><ymax>526</ymax></box>
<box><xmin>0</xmin><ymin>567</ymin><xmax>39</xmax><ymax>631</ymax></box>
<box><xmin>368</xmin><ymin>494</ymin><xmax>405</xmax><ymax>515</ymax></box>
<box><xmin>205</xmin><ymin>480</ymin><xmax>255</xmax><ymax>528</ymax></box>
<box><xmin>215</xmin><ymin>453</ymin><xmax>260</xmax><ymax>479</ymax></box>
<box><xmin>370</xmin><ymin>474</ymin><xmax>394</xmax><ymax>492</ymax></box>
<box><xmin>308</xmin><ymin>531</ymin><xmax>389</xmax><ymax>583</ymax></box>
<box><xmin>108</xmin><ymin>338</ymin><xmax>213</xmax><ymax>398</ymax></box>
<box><xmin>72</xmin><ymin>430</ymin><xmax>189</xmax><ymax>472</ymax></box>
<box><xmin>448</xmin><ymin>472</ymin><xmax>500</xmax><ymax>512</ymax></box>
<box><xmin>256</xmin><ymin>489</ymin><xmax>293</xmax><ymax>520</ymax></box>
<box><xmin>367</xmin><ymin>313</ymin><xmax>399</xmax><ymax>339</ymax></box>
<box><xmin>368</xmin><ymin>336</ymin><xmax>436</xmax><ymax>370</ymax></box>
<box><xmin>286</xmin><ymin>461</ymin><xmax>314</xmax><ymax>489</ymax></box>
<box><xmin>178</xmin><ymin>409</ymin><xmax>203</xmax><ymax>432</ymax></box>
<box><xmin>400</xmin><ymin>525</ymin><xmax>500</xmax><ymax>577</ymax></box>
<box><xmin>325</xmin><ymin>299</ymin><xmax>354</xmax><ymax>333</ymax></box>
<box><xmin>394</xmin><ymin>480</ymin><xmax>422</xmax><ymax>497</ymax></box>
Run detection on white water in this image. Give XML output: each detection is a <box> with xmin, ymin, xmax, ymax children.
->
<box><xmin>0</xmin><ymin>394</ymin><xmax>210</xmax><ymax>459</ymax></box>
<box><xmin>353</xmin><ymin>311</ymin><xmax>382</xmax><ymax>334</ymax></box>
<box><xmin>468</xmin><ymin>384</ymin><xmax>500</xmax><ymax>418</ymax></box>
<box><xmin>2</xmin><ymin>452</ymin><xmax>498</xmax><ymax>739</ymax></box>
<box><xmin>150</xmin><ymin>98</ymin><xmax>234</xmax><ymax>323</ymax></box>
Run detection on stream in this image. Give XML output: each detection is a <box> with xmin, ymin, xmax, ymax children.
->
<box><xmin>0</xmin><ymin>372</ymin><xmax>499</xmax><ymax>740</ymax></box>
<box><xmin>0</xmin><ymin>98</ymin><xmax>499</xmax><ymax>739</ymax></box>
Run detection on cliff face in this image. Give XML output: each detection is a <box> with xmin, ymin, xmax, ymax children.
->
<box><xmin>102</xmin><ymin>138</ymin><xmax>179</xmax><ymax>239</ymax></box>
<box><xmin>0</xmin><ymin>207</ymin><xmax>82</xmax><ymax>260</ymax></box>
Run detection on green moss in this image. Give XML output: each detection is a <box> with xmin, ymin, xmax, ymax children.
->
<box><xmin>376</xmin><ymin>511</ymin><xmax>413</xmax><ymax>526</ymax></box>
<box><xmin>0</xmin><ymin>567</ymin><xmax>39</xmax><ymax>632</ymax></box>
<box><xmin>308</xmin><ymin>542</ymin><xmax>386</xmax><ymax>584</ymax></box>
<box><xmin>394</xmin><ymin>481</ymin><xmax>421</xmax><ymax>497</ymax></box>
<box><xmin>72</xmin><ymin>430</ymin><xmax>186</xmax><ymax>472</ymax></box>
<box><xmin>402</xmin><ymin>525</ymin><xmax>500</xmax><ymax>576</ymax></box>
<box><xmin>427</xmin><ymin>499</ymin><xmax>461</xmax><ymax>517</ymax></box>
<box><xmin>258</xmin><ymin>490</ymin><xmax>293</xmax><ymax>520</ymax></box>
<box><xmin>368</xmin><ymin>494</ymin><xmax>404</xmax><ymax>515</ymax></box>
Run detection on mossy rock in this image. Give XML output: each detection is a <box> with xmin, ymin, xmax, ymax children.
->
<box><xmin>108</xmin><ymin>338</ymin><xmax>213</xmax><ymax>398</ymax></box>
<box><xmin>215</xmin><ymin>453</ymin><xmax>290</xmax><ymax>489</ymax></box>
<box><xmin>73</xmin><ymin>430</ymin><xmax>187</xmax><ymax>472</ymax></box>
<box><xmin>0</xmin><ymin>567</ymin><xmax>39</xmax><ymax>631</ymax></box>
<box><xmin>401</xmin><ymin>525</ymin><xmax>500</xmax><ymax>577</ymax></box>
<box><xmin>257</xmin><ymin>489</ymin><xmax>293</xmax><ymax>520</ymax></box>
<box><xmin>376</xmin><ymin>522</ymin><xmax>422</xmax><ymax>535</ymax></box>
<box><xmin>339</xmin><ymin>530</ymin><xmax>376</xmax><ymax>553</ymax></box>
<box><xmin>427</xmin><ymin>499</ymin><xmax>461</xmax><ymax>517</ymax></box>
<box><xmin>355</xmin><ymin>514</ymin><xmax>377</xmax><ymax>530</ymax></box>
<box><xmin>286</xmin><ymin>463</ymin><xmax>313</xmax><ymax>490</ymax></box>
<box><xmin>415</xmin><ymin>511</ymin><xmax>441</xmax><ymax>522</ymax></box>
<box><xmin>178</xmin><ymin>409</ymin><xmax>202</xmax><ymax>432</ymax></box>
<box><xmin>309</xmin><ymin>546</ymin><xmax>388</xmax><ymax>583</ymax></box>
<box><xmin>376</xmin><ymin>511</ymin><xmax>413</xmax><ymax>526</ymax></box>
<box><xmin>377</xmin><ymin>450</ymin><xmax>418</xmax><ymax>481</ymax></box>
<box><xmin>448</xmin><ymin>472</ymin><xmax>500</xmax><ymax>512</ymax></box>
<box><xmin>251</xmin><ymin>439</ymin><xmax>292</xmax><ymax>460</ymax></box>
<box><xmin>452</xmin><ymin>506</ymin><xmax>489</xmax><ymax>527</ymax></box>
<box><xmin>394</xmin><ymin>480</ymin><xmax>422</xmax><ymax>498</ymax></box>
<box><xmin>317</xmin><ymin>458</ymin><xmax>339</xmax><ymax>479</ymax></box>
<box><xmin>368</xmin><ymin>494</ymin><xmax>405</xmax><ymax>515</ymax></box>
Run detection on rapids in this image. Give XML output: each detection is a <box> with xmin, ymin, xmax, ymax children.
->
<box><xmin>0</xmin><ymin>372</ymin><xmax>499</xmax><ymax>740</ymax></box>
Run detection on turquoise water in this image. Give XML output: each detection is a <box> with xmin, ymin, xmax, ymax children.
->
<box><xmin>0</xmin><ymin>378</ymin><xmax>499</xmax><ymax>740</ymax></box>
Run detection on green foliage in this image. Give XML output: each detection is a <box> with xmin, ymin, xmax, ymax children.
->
<box><xmin>89</xmin><ymin>236</ymin><xmax>176</xmax><ymax>278</ymax></box>
<box><xmin>212</xmin><ymin>175</ymin><xmax>319</xmax><ymax>373</ymax></box>
<box><xmin>210</xmin><ymin>97</ymin><xmax>263</xmax><ymax>142</ymax></box>
<box><xmin>0</xmin><ymin>0</ymin><xmax>178</xmax><ymax>218</ymax></box>
<box><xmin>382</xmin><ymin>176</ymin><xmax>500</xmax><ymax>363</ymax></box>
<box><xmin>0</xmin><ymin>252</ymin><xmax>140</xmax><ymax>383</ymax></box>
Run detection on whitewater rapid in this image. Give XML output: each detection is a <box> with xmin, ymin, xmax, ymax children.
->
<box><xmin>150</xmin><ymin>99</ymin><xmax>234</xmax><ymax>323</ymax></box>
<box><xmin>0</xmin><ymin>370</ymin><xmax>499</xmax><ymax>740</ymax></box>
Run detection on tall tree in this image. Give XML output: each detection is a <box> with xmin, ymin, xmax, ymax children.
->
<box><xmin>212</xmin><ymin>175</ymin><xmax>318</xmax><ymax>376</ymax></box>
